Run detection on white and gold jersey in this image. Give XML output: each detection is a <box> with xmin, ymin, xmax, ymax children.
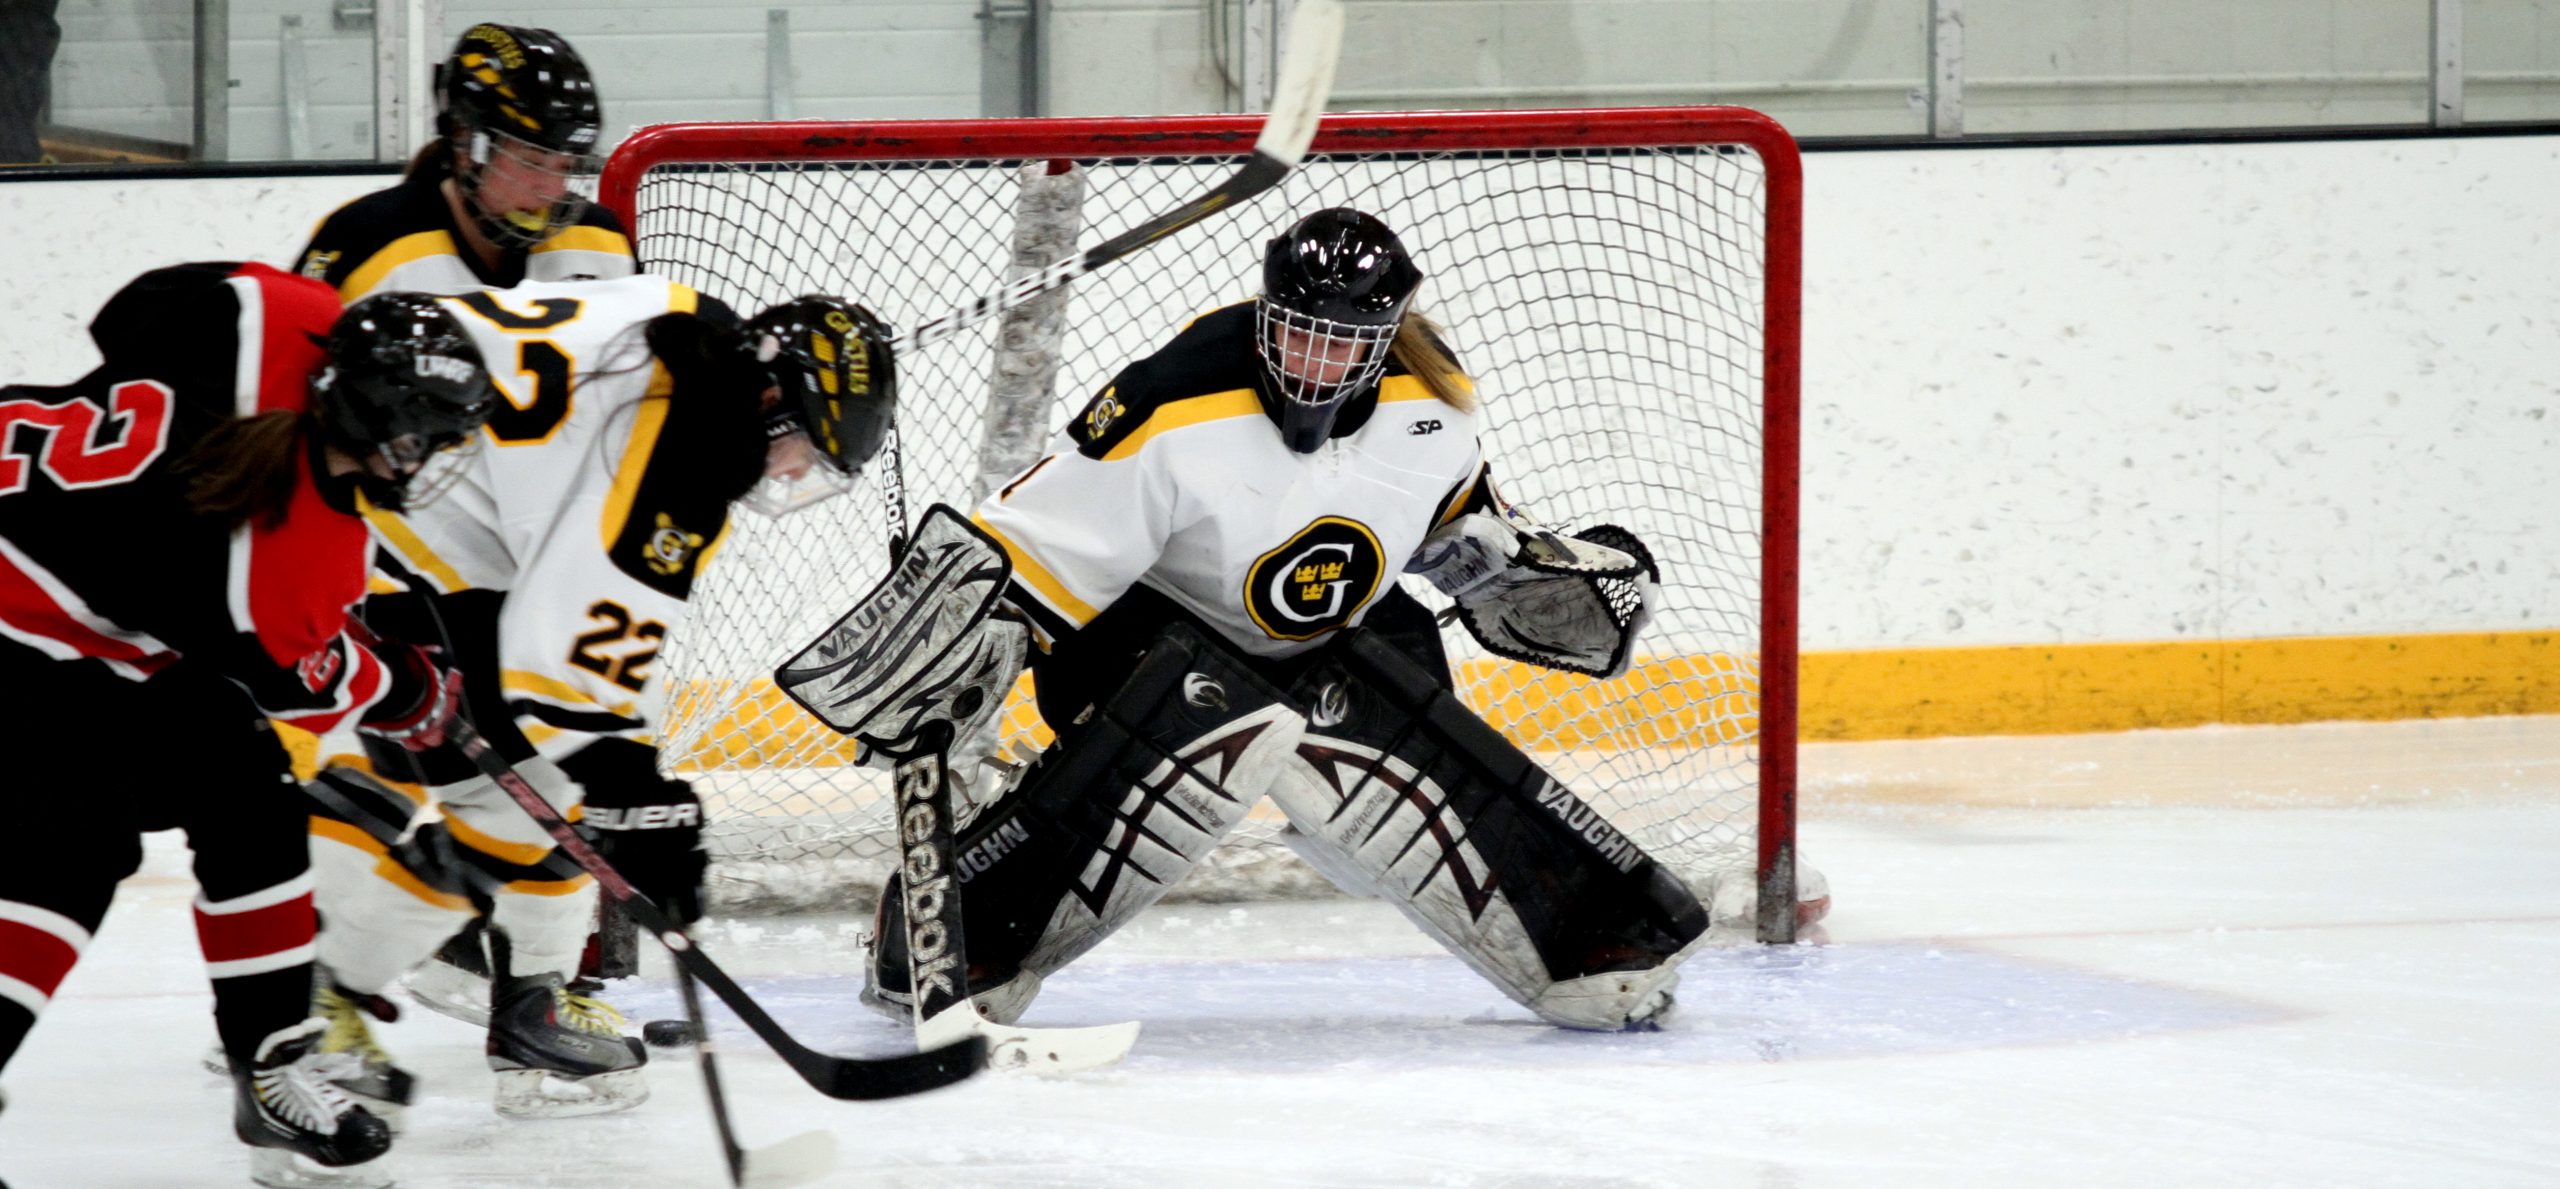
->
<box><xmin>368</xmin><ymin>274</ymin><xmax>733</xmax><ymax>760</ymax></box>
<box><xmin>975</xmin><ymin>302</ymin><xmax>1488</xmax><ymax>660</ymax></box>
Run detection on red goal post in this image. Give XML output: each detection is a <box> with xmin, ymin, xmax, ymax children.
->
<box><xmin>601</xmin><ymin>106</ymin><xmax>1804</xmax><ymax>942</ymax></box>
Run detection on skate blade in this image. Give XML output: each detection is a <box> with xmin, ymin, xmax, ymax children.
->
<box><xmin>492</xmin><ymin>1066</ymin><xmax>649</xmax><ymax>1119</ymax></box>
<box><xmin>400</xmin><ymin>962</ymin><xmax>491</xmax><ymax>1027</ymax></box>
<box><xmin>249</xmin><ymin>1146</ymin><xmax>393</xmax><ymax>1189</ymax></box>
<box><xmin>203</xmin><ymin>1041</ymin><xmax>233</xmax><ymax>1076</ymax></box>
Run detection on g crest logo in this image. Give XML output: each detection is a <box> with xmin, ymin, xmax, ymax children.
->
<box><xmin>645</xmin><ymin>512</ymin><xmax>706</xmax><ymax>576</ymax></box>
<box><xmin>1243</xmin><ymin>517</ymin><xmax>1384</xmax><ymax>642</ymax></box>
<box><xmin>1084</xmin><ymin>393</ymin><xmax>1126</xmax><ymax>438</ymax></box>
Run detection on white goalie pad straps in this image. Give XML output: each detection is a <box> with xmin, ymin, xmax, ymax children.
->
<box><xmin>1264</xmin><ymin>732</ymin><xmax>1569</xmax><ymax>1021</ymax></box>
<box><xmin>1016</xmin><ymin>702</ymin><xmax>1307</xmax><ymax>980</ymax></box>
<box><xmin>775</xmin><ymin>503</ymin><xmax>1026</xmax><ymax>757</ymax></box>
<box><xmin>1268</xmin><ymin>733</ymin><xmax>1693</xmax><ymax>1031</ymax></box>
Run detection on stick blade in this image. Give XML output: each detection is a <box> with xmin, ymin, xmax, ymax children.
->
<box><xmin>813</xmin><ymin>1033</ymin><xmax>989</xmax><ymax>1100</ymax></box>
<box><xmin>740</xmin><ymin>1130</ymin><xmax>839</xmax><ymax>1189</ymax></box>
<box><xmin>917</xmin><ymin>1000</ymin><xmax>1141</xmax><ymax>1075</ymax></box>
<box><xmin>1251</xmin><ymin>0</ymin><xmax>1345</xmax><ymax>167</ymax></box>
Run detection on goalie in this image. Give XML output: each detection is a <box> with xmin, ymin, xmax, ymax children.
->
<box><xmin>851</xmin><ymin>208</ymin><xmax>1733</xmax><ymax>1031</ymax></box>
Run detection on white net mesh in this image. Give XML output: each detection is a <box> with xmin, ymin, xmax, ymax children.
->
<box><xmin>612</xmin><ymin>111</ymin><xmax>1792</xmax><ymax>920</ymax></box>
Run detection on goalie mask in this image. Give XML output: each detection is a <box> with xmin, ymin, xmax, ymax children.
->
<box><xmin>436</xmin><ymin>23</ymin><xmax>603</xmax><ymax>250</ymax></box>
<box><xmin>739</xmin><ymin>296</ymin><xmax>897</xmax><ymax>516</ymax></box>
<box><xmin>1255</xmin><ymin>208</ymin><xmax>1422</xmax><ymax>453</ymax></box>
<box><xmin>312</xmin><ymin>293</ymin><xmax>497</xmax><ymax>512</ymax></box>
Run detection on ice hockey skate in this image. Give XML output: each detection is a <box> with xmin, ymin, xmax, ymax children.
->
<box><xmin>232</xmin><ymin>1020</ymin><xmax>394</xmax><ymax>1189</ymax></box>
<box><xmin>398</xmin><ymin>923</ymin><xmax>495</xmax><ymax>1027</ymax></box>
<box><xmin>485</xmin><ymin>971</ymin><xmax>649</xmax><ymax>1118</ymax></box>
<box><xmin>310</xmin><ymin>975</ymin><xmax>417</xmax><ymax>1125</ymax></box>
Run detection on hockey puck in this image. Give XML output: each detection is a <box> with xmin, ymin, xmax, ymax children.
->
<box><xmin>642</xmin><ymin>1018</ymin><xmax>699</xmax><ymax>1047</ymax></box>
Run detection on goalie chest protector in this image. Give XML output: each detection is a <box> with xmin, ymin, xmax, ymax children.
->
<box><xmin>973</xmin><ymin>302</ymin><xmax>1486</xmax><ymax>659</ymax></box>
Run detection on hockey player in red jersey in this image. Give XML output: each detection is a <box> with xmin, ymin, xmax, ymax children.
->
<box><xmin>0</xmin><ymin>263</ymin><xmax>495</xmax><ymax>1188</ymax></box>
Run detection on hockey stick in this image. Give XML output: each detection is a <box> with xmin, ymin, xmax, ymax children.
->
<box><xmin>675</xmin><ymin>970</ymin><xmax>837</xmax><ymax>1188</ymax></box>
<box><xmin>880</xmin><ymin>724</ymin><xmax>1142</xmax><ymax>1074</ymax></box>
<box><xmin>892</xmin><ymin>0</ymin><xmax>1344</xmax><ymax>354</ymax></box>
<box><xmin>434</xmin><ymin>715</ymin><xmax>989</xmax><ymax>1100</ymax></box>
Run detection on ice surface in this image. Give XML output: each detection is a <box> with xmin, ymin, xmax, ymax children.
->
<box><xmin>6</xmin><ymin>716</ymin><xmax>2558</xmax><ymax>1188</ymax></box>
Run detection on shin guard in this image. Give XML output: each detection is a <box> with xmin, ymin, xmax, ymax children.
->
<box><xmin>1270</xmin><ymin>630</ymin><xmax>1708</xmax><ymax>1030</ymax></box>
<box><xmin>869</xmin><ymin>624</ymin><xmax>1304</xmax><ymax>1023</ymax></box>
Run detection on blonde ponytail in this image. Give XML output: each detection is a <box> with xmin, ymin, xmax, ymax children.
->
<box><xmin>1390</xmin><ymin>312</ymin><xmax>1475</xmax><ymax>413</ymax></box>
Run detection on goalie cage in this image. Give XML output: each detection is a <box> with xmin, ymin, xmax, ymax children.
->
<box><xmin>598</xmin><ymin>106</ymin><xmax>1803</xmax><ymax>942</ymax></box>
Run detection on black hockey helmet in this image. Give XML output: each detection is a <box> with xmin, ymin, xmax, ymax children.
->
<box><xmin>312</xmin><ymin>293</ymin><xmax>497</xmax><ymax>511</ymax></box>
<box><xmin>1254</xmin><ymin>208</ymin><xmax>1423</xmax><ymax>453</ymax></box>
<box><xmin>435</xmin><ymin>23</ymin><xmax>604</xmax><ymax>249</ymax></box>
<box><xmin>739</xmin><ymin>296</ymin><xmax>898</xmax><ymax>514</ymax></box>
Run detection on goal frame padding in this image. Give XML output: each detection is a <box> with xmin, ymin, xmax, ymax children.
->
<box><xmin>600</xmin><ymin>105</ymin><xmax>1802</xmax><ymax>943</ymax></box>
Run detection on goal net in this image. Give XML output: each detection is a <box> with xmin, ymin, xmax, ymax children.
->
<box><xmin>600</xmin><ymin>107</ymin><xmax>1802</xmax><ymax>941</ymax></box>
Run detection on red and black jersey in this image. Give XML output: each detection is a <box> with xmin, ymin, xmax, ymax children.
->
<box><xmin>0</xmin><ymin>262</ymin><xmax>392</xmax><ymax>733</ymax></box>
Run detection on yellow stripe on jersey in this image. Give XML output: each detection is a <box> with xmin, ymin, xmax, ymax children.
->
<box><xmin>971</xmin><ymin>512</ymin><xmax>1102</xmax><ymax>626</ymax></box>
<box><xmin>365</xmin><ymin>506</ymin><xmax>471</xmax><ymax>593</ymax></box>
<box><xmin>443</xmin><ymin>811</ymin><xmax>555</xmax><ymax>868</ymax></box>
<box><xmin>1377</xmin><ymin>374</ymin><xmax>1456</xmax><ymax>403</ymax></box>
<box><xmin>666</xmin><ymin>282</ymin><xmax>699</xmax><ymax>315</ymax></box>
<box><xmin>1098</xmin><ymin>389</ymin><xmax>1264</xmax><ymax>462</ymax></box>
<box><xmin>598</xmin><ymin>386</ymin><xmax>672</xmax><ymax>557</ymax></box>
<box><xmin>502</xmin><ymin>669</ymin><xmax>641</xmax><ymax>719</ymax></box>
<box><xmin>503</xmin><ymin>873</ymin><xmax>596</xmax><ymax>896</ymax></box>
<box><xmin>339</xmin><ymin>230</ymin><xmax>462</xmax><ymax>300</ymax></box>
<box><xmin>529</xmin><ymin>225</ymin><xmax>635</xmax><ymax>259</ymax></box>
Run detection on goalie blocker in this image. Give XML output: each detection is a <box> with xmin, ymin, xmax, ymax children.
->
<box><xmin>863</xmin><ymin>600</ymin><xmax>1708</xmax><ymax>1032</ymax></box>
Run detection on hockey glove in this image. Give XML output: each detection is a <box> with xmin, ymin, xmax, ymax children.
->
<box><xmin>358</xmin><ymin>639</ymin><xmax>464</xmax><ymax>753</ymax></box>
<box><xmin>566</xmin><ymin>740</ymin><xmax>710</xmax><ymax>924</ymax></box>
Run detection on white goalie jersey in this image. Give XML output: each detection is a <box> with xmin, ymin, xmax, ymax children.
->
<box><xmin>368</xmin><ymin>274</ymin><xmax>728</xmax><ymax>762</ymax></box>
<box><xmin>973</xmin><ymin>302</ymin><xmax>1488</xmax><ymax>658</ymax></box>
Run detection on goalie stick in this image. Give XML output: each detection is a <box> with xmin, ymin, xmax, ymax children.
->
<box><xmin>892</xmin><ymin>0</ymin><xmax>1343</xmax><ymax>352</ymax></box>
<box><xmin>434</xmin><ymin>713</ymin><xmax>990</xmax><ymax>1102</ymax></box>
<box><xmin>881</xmin><ymin>723</ymin><xmax>1143</xmax><ymax>1074</ymax></box>
<box><xmin>771</xmin><ymin>0</ymin><xmax>1344</xmax><ymax>1075</ymax></box>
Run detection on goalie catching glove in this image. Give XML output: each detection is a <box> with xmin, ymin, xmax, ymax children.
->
<box><xmin>1405</xmin><ymin>509</ymin><xmax>1660</xmax><ymax>678</ymax></box>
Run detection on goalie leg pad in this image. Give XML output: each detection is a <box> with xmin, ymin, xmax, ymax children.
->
<box><xmin>867</xmin><ymin>622</ymin><xmax>1305</xmax><ymax>1023</ymax></box>
<box><xmin>1269</xmin><ymin>628</ymin><xmax>1708</xmax><ymax>1031</ymax></box>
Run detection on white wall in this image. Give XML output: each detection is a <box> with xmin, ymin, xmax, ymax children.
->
<box><xmin>42</xmin><ymin>0</ymin><xmax>2560</xmax><ymax>163</ymax></box>
<box><xmin>3</xmin><ymin>133</ymin><xmax>2555</xmax><ymax>649</ymax></box>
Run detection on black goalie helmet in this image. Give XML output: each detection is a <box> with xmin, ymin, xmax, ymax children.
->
<box><xmin>312</xmin><ymin>293</ymin><xmax>497</xmax><ymax>511</ymax></box>
<box><xmin>739</xmin><ymin>296</ymin><xmax>898</xmax><ymax>515</ymax></box>
<box><xmin>1255</xmin><ymin>207</ymin><xmax>1423</xmax><ymax>453</ymax></box>
<box><xmin>436</xmin><ymin>23</ymin><xmax>604</xmax><ymax>250</ymax></box>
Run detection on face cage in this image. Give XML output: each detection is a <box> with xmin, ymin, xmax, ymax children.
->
<box><xmin>375</xmin><ymin>431</ymin><xmax>480</xmax><ymax>511</ymax></box>
<box><xmin>458</xmin><ymin>127</ymin><xmax>602</xmax><ymax>250</ymax></box>
<box><xmin>1254</xmin><ymin>300</ymin><xmax>1399</xmax><ymax>417</ymax></box>
<box><xmin>738</xmin><ymin>425</ymin><xmax>858</xmax><ymax>518</ymax></box>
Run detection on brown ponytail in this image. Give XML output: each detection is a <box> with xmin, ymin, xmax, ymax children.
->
<box><xmin>177</xmin><ymin>411</ymin><xmax>309</xmax><ymax>530</ymax></box>
<box><xmin>1391</xmin><ymin>312</ymin><xmax>1475</xmax><ymax>413</ymax></box>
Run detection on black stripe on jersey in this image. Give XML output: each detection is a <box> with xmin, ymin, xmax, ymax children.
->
<box><xmin>511</xmin><ymin>698</ymin><xmax>646</xmax><ymax>736</ymax></box>
<box><xmin>1069</xmin><ymin>302</ymin><xmax>1267</xmax><ymax>460</ymax></box>
<box><xmin>1004</xmin><ymin>575</ymin><xmax>1080</xmax><ymax>646</ymax></box>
